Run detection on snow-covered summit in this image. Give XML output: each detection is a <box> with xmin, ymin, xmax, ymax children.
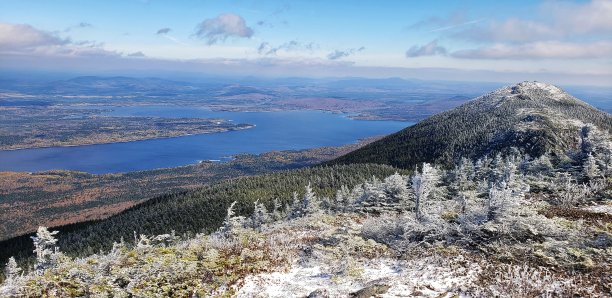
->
<box><xmin>482</xmin><ymin>81</ymin><xmax>572</xmax><ymax>103</ymax></box>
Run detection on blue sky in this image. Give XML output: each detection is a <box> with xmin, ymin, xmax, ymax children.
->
<box><xmin>0</xmin><ymin>0</ymin><xmax>611</xmax><ymax>85</ymax></box>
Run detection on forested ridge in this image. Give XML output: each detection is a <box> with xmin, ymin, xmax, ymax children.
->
<box><xmin>329</xmin><ymin>81</ymin><xmax>612</xmax><ymax>169</ymax></box>
<box><xmin>0</xmin><ymin>164</ymin><xmax>403</xmax><ymax>269</ymax></box>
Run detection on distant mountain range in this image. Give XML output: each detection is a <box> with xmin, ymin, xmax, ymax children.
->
<box><xmin>330</xmin><ymin>81</ymin><xmax>612</xmax><ymax>168</ymax></box>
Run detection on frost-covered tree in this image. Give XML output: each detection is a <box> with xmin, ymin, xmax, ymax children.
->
<box><xmin>411</xmin><ymin>163</ymin><xmax>439</xmax><ymax>220</ymax></box>
<box><xmin>487</xmin><ymin>182</ymin><xmax>514</xmax><ymax>221</ymax></box>
<box><xmin>136</xmin><ymin>234</ymin><xmax>152</xmax><ymax>249</ymax></box>
<box><xmin>303</xmin><ymin>183</ymin><xmax>320</xmax><ymax>215</ymax></box>
<box><xmin>4</xmin><ymin>257</ymin><xmax>21</xmax><ymax>282</ymax></box>
<box><xmin>449</xmin><ymin>158</ymin><xmax>477</xmax><ymax>214</ymax></box>
<box><xmin>271</xmin><ymin>198</ymin><xmax>283</xmax><ymax>221</ymax></box>
<box><xmin>249</xmin><ymin>199</ymin><xmax>270</xmax><ymax>230</ymax></box>
<box><xmin>217</xmin><ymin>201</ymin><xmax>245</xmax><ymax>237</ymax></box>
<box><xmin>31</xmin><ymin>226</ymin><xmax>59</xmax><ymax>274</ymax></box>
<box><xmin>334</xmin><ymin>185</ymin><xmax>352</xmax><ymax>212</ymax></box>
<box><xmin>289</xmin><ymin>184</ymin><xmax>321</xmax><ymax>219</ymax></box>
<box><xmin>582</xmin><ymin>153</ymin><xmax>601</xmax><ymax>181</ymax></box>
<box><xmin>153</xmin><ymin>230</ymin><xmax>178</xmax><ymax>246</ymax></box>
<box><xmin>383</xmin><ymin>172</ymin><xmax>410</xmax><ymax>204</ymax></box>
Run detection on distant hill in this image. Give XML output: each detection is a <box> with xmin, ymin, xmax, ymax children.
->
<box><xmin>329</xmin><ymin>81</ymin><xmax>612</xmax><ymax>168</ymax></box>
<box><xmin>46</xmin><ymin>76</ymin><xmax>200</xmax><ymax>95</ymax></box>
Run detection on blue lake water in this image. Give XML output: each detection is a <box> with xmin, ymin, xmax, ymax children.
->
<box><xmin>0</xmin><ymin>106</ymin><xmax>411</xmax><ymax>174</ymax></box>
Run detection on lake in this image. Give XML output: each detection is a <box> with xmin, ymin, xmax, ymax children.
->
<box><xmin>0</xmin><ymin>106</ymin><xmax>411</xmax><ymax>174</ymax></box>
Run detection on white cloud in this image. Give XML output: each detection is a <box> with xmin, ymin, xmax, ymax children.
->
<box><xmin>194</xmin><ymin>13</ymin><xmax>253</xmax><ymax>45</ymax></box>
<box><xmin>0</xmin><ymin>23</ymin><xmax>69</xmax><ymax>51</ymax></box>
<box><xmin>455</xmin><ymin>19</ymin><xmax>559</xmax><ymax>42</ymax></box>
<box><xmin>452</xmin><ymin>0</ymin><xmax>612</xmax><ymax>43</ymax></box>
<box><xmin>452</xmin><ymin>41</ymin><xmax>612</xmax><ymax>60</ymax></box>
<box><xmin>405</xmin><ymin>40</ymin><xmax>447</xmax><ymax>58</ymax></box>
<box><xmin>422</xmin><ymin>0</ymin><xmax>612</xmax><ymax>60</ymax></box>
<box><xmin>0</xmin><ymin>22</ymin><xmax>123</xmax><ymax>58</ymax></box>
<box><xmin>546</xmin><ymin>0</ymin><xmax>612</xmax><ymax>34</ymax></box>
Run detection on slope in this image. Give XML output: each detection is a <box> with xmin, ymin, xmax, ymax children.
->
<box><xmin>329</xmin><ymin>81</ymin><xmax>612</xmax><ymax>169</ymax></box>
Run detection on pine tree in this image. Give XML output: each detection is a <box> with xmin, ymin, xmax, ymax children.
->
<box><xmin>250</xmin><ymin>199</ymin><xmax>270</xmax><ymax>230</ymax></box>
<box><xmin>583</xmin><ymin>153</ymin><xmax>601</xmax><ymax>181</ymax></box>
<box><xmin>411</xmin><ymin>163</ymin><xmax>438</xmax><ymax>220</ymax></box>
<box><xmin>334</xmin><ymin>185</ymin><xmax>352</xmax><ymax>212</ymax></box>
<box><xmin>303</xmin><ymin>183</ymin><xmax>320</xmax><ymax>215</ymax></box>
<box><xmin>31</xmin><ymin>226</ymin><xmax>59</xmax><ymax>274</ymax></box>
<box><xmin>4</xmin><ymin>257</ymin><xmax>21</xmax><ymax>282</ymax></box>
<box><xmin>217</xmin><ymin>201</ymin><xmax>244</xmax><ymax>237</ymax></box>
<box><xmin>271</xmin><ymin>198</ymin><xmax>283</xmax><ymax>221</ymax></box>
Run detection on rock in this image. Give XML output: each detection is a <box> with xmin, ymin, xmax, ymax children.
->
<box><xmin>307</xmin><ymin>288</ymin><xmax>329</xmax><ymax>298</ymax></box>
<box><xmin>349</xmin><ymin>283</ymin><xmax>390</xmax><ymax>298</ymax></box>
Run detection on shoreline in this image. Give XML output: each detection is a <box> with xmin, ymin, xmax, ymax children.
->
<box><xmin>0</xmin><ymin>124</ymin><xmax>255</xmax><ymax>152</ymax></box>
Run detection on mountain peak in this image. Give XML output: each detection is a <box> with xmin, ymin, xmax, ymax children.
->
<box><xmin>482</xmin><ymin>81</ymin><xmax>571</xmax><ymax>103</ymax></box>
<box><xmin>330</xmin><ymin>82</ymin><xmax>611</xmax><ymax>169</ymax></box>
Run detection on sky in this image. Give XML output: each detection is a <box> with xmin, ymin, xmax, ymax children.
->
<box><xmin>0</xmin><ymin>0</ymin><xmax>611</xmax><ymax>85</ymax></box>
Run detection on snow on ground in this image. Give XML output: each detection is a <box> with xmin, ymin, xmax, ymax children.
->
<box><xmin>236</xmin><ymin>255</ymin><xmax>481</xmax><ymax>297</ymax></box>
<box><xmin>583</xmin><ymin>203</ymin><xmax>612</xmax><ymax>215</ymax></box>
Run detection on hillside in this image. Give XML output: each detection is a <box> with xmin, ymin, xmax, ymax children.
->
<box><xmin>329</xmin><ymin>81</ymin><xmax>612</xmax><ymax>169</ymax></box>
<box><xmin>0</xmin><ymin>164</ymin><xmax>403</xmax><ymax>269</ymax></box>
<box><xmin>2</xmin><ymin>147</ymin><xmax>610</xmax><ymax>296</ymax></box>
<box><xmin>0</xmin><ymin>139</ymin><xmax>377</xmax><ymax>241</ymax></box>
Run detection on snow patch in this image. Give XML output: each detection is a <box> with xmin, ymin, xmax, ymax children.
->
<box><xmin>236</xmin><ymin>256</ymin><xmax>481</xmax><ymax>297</ymax></box>
<box><xmin>583</xmin><ymin>204</ymin><xmax>612</xmax><ymax>215</ymax></box>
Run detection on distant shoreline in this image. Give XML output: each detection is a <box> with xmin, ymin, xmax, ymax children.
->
<box><xmin>0</xmin><ymin>124</ymin><xmax>255</xmax><ymax>152</ymax></box>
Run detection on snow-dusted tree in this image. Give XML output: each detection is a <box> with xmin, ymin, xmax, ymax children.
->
<box><xmin>271</xmin><ymin>198</ymin><xmax>283</xmax><ymax>221</ymax></box>
<box><xmin>449</xmin><ymin>158</ymin><xmax>477</xmax><ymax>214</ymax></box>
<box><xmin>487</xmin><ymin>182</ymin><xmax>514</xmax><ymax>221</ymax></box>
<box><xmin>289</xmin><ymin>191</ymin><xmax>302</xmax><ymax>219</ymax></box>
<box><xmin>334</xmin><ymin>185</ymin><xmax>352</xmax><ymax>212</ymax></box>
<box><xmin>31</xmin><ymin>226</ymin><xmax>59</xmax><ymax>274</ymax></box>
<box><xmin>490</xmin><ymin>154</ymin><xmax>506</xmax><ymax>182</ymax></box>
<box><xmin>289</xmin><ymin>184</ymin><xmax>321</xmax><ymax>219</ymax></box>
<box><xmin>303</xmin><ymin>183</ymin><xmax>320</xmax><ymax>214</ymax></box>
<box><xmin>474</xmin><ymin>156</ymin><xmax>492</xmax><ymax>181</ymax></box>
<box><xmin>353</xmin><ymin>177</ymin><xmax>387</xmax><ymax>211</ymax></box>
<box><xmin>600</xmin><ymin>150</ymin><xmax>612</xmax><ymax>178</ymax></box>
<box><xmin>249</xmin><ymin>199</ymin><xmax>270</xmax><ymax>230</ymax></box>
<box><xmin>153</xmin><ymin>230</ymin><xmax>178</xmax><ymax>246</ymax></box>
<box><xmin>411</xmin><ymin>163</ymin><xmax>439</xmax><ymax>220</ymax></box>
<box><xmin>554</xmin><ymin>172</ymin><xmax>587</xmax><ymax>207</ymax></box>
<box><xmin>136</xmin><ymin>234</ymin><xmax>152</xmax><ymax>249</ymax></box>
<box><xmin>4</xmin><ymin>257</ymin><xmax>21</xmax><ymax>282</ymax></box>
<box><xmin>583</xmin><ymin>153</ymin><xmax>602</xmax><ymax>181</ymax></box>
<box><xmin>217</xmin><ymin>201</ymin><xmax>245</xmax><ymax>237</ymax></box>
<box><xmin>383</xmin><ymin>172</ymin><xmax>409</xmax><ymax>203</ymax></box>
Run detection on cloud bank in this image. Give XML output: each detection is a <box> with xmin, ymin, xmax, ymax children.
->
<box><xmin>408</xmin><ymin>0</ymin><xmax>612</xmax><ymax>60</ymax></box>
<box><xmin>452</xmin><ymin>41</ymin><xmax>612</xmax><ymax>60</ymax></box>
